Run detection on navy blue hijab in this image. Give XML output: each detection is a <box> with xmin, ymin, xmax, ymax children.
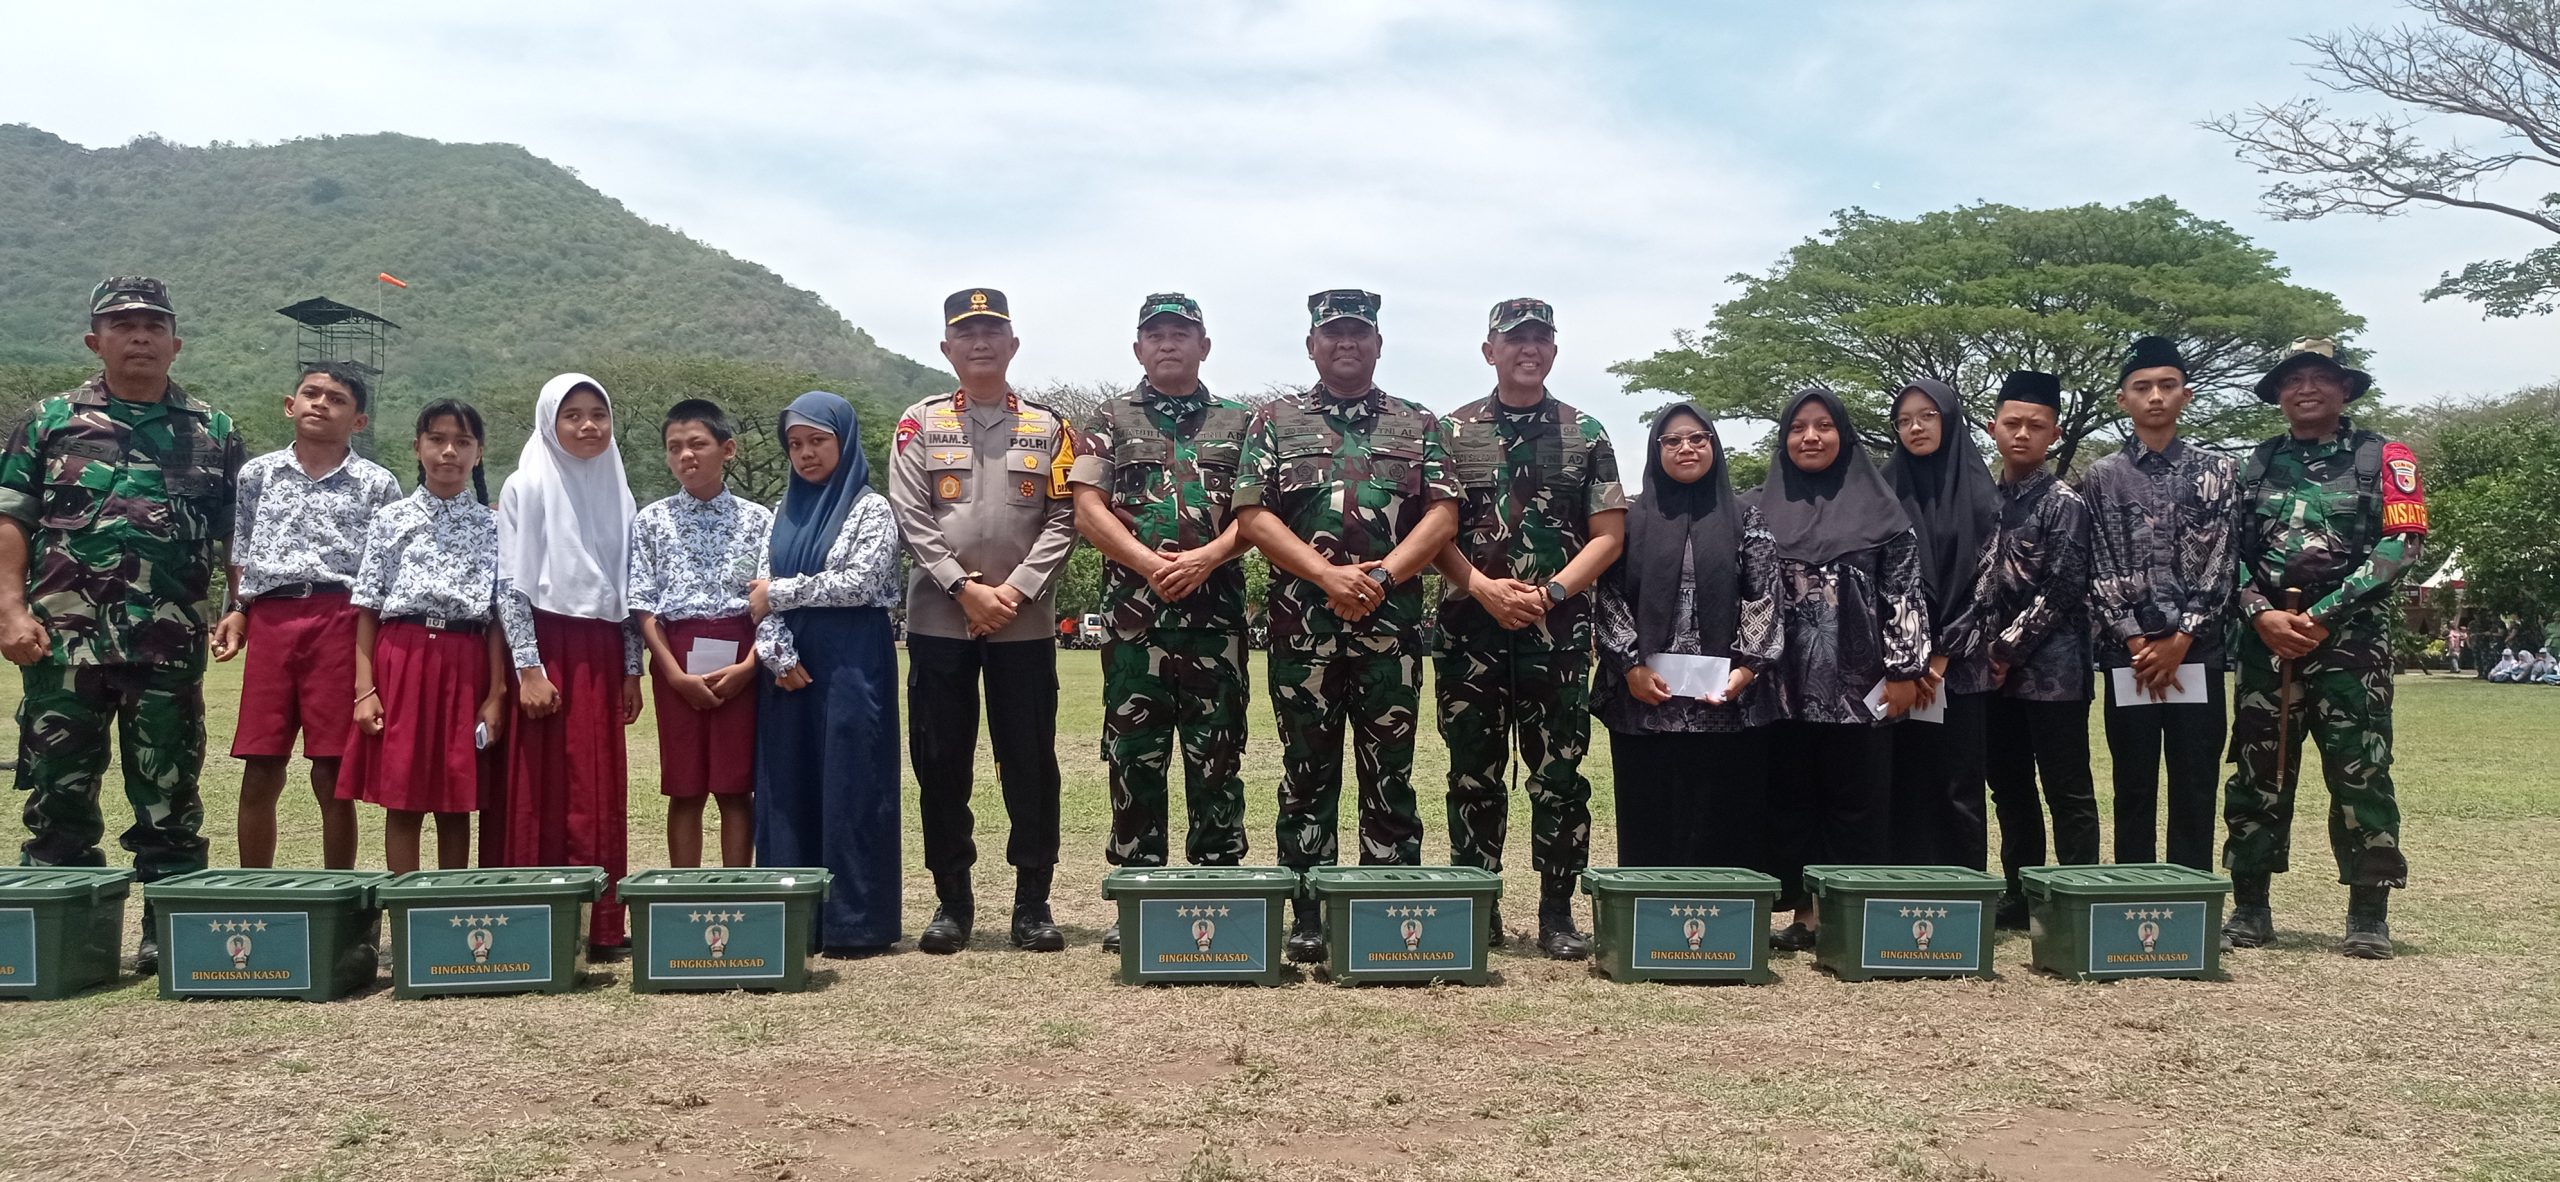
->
<box><xmin>769</xmin><ymin>391</ymin><xmax>868</xmax><ymax>579</ymax></box>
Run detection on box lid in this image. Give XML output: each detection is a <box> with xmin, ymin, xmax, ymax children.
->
<box><xmin>1580</xmin><ymin>867</ymin><xmax>1781</xmax><ymax>894</ymax></box>
<box><xmin>2020</xmin><ymin>863</ymin><xmax>2232</xmax><ymax>900</ymax></box>
<box><xmin>1303</xmin><ymin>866</ymin><xmax>1504</xmax><ymax>897</ymax></box>
<box><xmin>1802</xmin><ymin>864</ymin><xmax>2006</xmax><ymax>895</ymax></box>
<box><xmin>145</xmin><ymin>869</ymin><xmax>389</xmax><ymax>904</ymax></box>
<box><xmin>1101</xmin><ymin>866</ymin><xmax>1300</xmax><ymax>898</ymax></box>
<box><xmin>379</xmin><ymin>866</ymin><xmax>607</xmax><ymax>902</ymax></box>
<box><xmin>618</xmin><ymin>867</ymin><xmax>832</xmax><ymax>898</ymax></box>
<box><xmin>0</xmin><ymin>866</ymin><xmax>134</xmax><ymax>903</ymax></box>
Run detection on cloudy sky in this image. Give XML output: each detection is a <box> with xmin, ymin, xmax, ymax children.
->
<box><xmin>7</xmin><ymin>0</ymin><xmax>2551</xmax><ymax>460</ymax></box>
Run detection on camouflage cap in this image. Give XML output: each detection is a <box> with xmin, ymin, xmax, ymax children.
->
<box><xmin>945</xmin><ymin>287</ymin><xmax>1011</xmax><ymax>325</ymax></box>
<box><xmin>1308</xmin><ymin>288</ymin><xmax>1381</xmax><ymax>329</ymax></box>
<box><xmin>90</xmin><ymin>276</ymin><xmax>175</xmax><ymax>319</ymax></box>
<box><xmin>1137</xmin><ymin>292</ymin><xmax>1204</xmax><ymax>328</ymax></box>
<box><xmin>2254</xmin><ymin>337</ymin><xmax>2373</xmax><ymax>404</ymax></box>
<box><xmin>1487</xmin><ymin>297</ymin><xmax>1556</xmax><ymax>333</ymax></box>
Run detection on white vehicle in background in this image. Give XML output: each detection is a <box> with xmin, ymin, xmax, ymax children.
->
<box><xmin>1078</xmin><ymin>614</ymin><xmax>1106</xmax><ymax>648</ymax></box>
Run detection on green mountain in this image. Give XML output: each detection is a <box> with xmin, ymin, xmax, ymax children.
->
<box><xmin>0</xmin><ymin>125</ymin><xmax>950</xmax><ymax>457</ymax></box>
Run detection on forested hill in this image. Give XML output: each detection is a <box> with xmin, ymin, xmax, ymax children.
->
<box><xmin>0</xmin><ymin>125</ymin><xmax>950</xmax><ymax>457</ymax></box>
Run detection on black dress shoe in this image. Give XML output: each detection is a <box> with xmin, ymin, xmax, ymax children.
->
<box><xmin>1010</xmin><ymin>903</ymin><xmax>1066</xmax><ymax>952</ymax></box>
<box><xmin>1100</xmin><ymin>922</ymin><xmax>1121</xmax><ymax>953</ymax></box>
<box><xmin>1994</xmin><ymin>894</ymin><xmax>2031</xmax><ymax>931</ymax></box>
<box><xmin>919</xmin><ymin>904</ymin><xmax>973</xmax><ymax>955</ymax></box>
<box><xmin>1285</xmin><ymin>897</ymin><xmax>1326</xmax><ymax>964</ymax></box>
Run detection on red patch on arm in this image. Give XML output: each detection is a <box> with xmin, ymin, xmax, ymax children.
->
<box><xmin>2380</xmin><ymin>441</ymin><xmax>2427</xmax><ymax>535</ymax></box>
<box><xmin>894</xmin><ymin>416</ymin><xmax>920</xmax><ymax>453</ymax></box>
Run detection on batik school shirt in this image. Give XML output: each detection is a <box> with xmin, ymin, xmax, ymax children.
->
<box><xmin>752</xmin><ymin>490</ymin><xmax>901</xmax><ymax>674</ymax></box>
<box><xmin>351</xmin><ymin>487</ymin><xmax>500</xmax><ymax>622</ymax></box>
<box><xmin>1591</xmin><ymin>503</ymin><xmax>1784</xmax><ymax>735</ymax></box>
<box><xmin>2078</xmin><ymin>435</ymin><xmax>2239</xmax><ymax>672</ymax></box>
<box><xmin>1982</xmin><ymin>468</ymin><xmax>2094</xmax><ymax>702</ymax></box>
<box><xmin>232</xmin><ymin>447</ymin><xmax>402</xmax><ymax>599</ymax></box>
<box><xmin>1761</xmin><ymin>518</ymin><xmax>1930</xmax><ymax>725</ymax></box>
<box><xmin>626</xmin><ymin>488</ymin><xmax>775</xmax><ymax>622</ymax></box>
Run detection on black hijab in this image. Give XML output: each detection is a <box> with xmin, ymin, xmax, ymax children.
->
<box><xmin>1760</xmin><ymin>386</ymin><xmax>1911</xmax><ymax>567</ymax></box>
<box><xmin>1619</xmin><ymin>404</ymin><xmax>1740</xmax><ymax>657</ymax></box>
<box><xmin>1881</xmin><ymin>379</ymin><xmax>1996</xmax><ymax>620</ymax></box>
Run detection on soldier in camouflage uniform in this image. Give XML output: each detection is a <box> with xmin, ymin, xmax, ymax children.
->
<box><xmin>1234</xmin><ymin>289</ymin><xmax>1460</xmax><ymax>964</ymax></box>
<box><xmin>0</xmin><ymin>278</ymin><xmax>246</xmax><ymax>973</ymax></box>
<box><xmin>1069</xmin><ymin>294</ymin><xmax>1254</xmax><ymax>953</ymax></box>
<box><xmin>1431</xmin><ymin>298</ymin><xmax>1625</xmax><ymax>960</ymax></box>
<box><xmin>2221</xmin><ymin>339</ymin><xmax>2426</xmax><ymax>960</ymax></box>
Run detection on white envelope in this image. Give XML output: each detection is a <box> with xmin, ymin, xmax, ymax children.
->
<box><xmin>685</xmin><ymin>637</ymin><xmax>741</xmax><ymax>676</ymax></box>
<box><xmin>1865</xmin><ymin>677</ymin><xmax>1944</xmax><ymax>724</ymax></box>
<box><xmin>2110</xmin><ymin>663</ymin><xmax>2209</xmax><ymax>706</ymax></box>
<box><xmin>1645</xmin><ymin>653</ymin><xmax>1732</xmax><ymax>699</ymax></box>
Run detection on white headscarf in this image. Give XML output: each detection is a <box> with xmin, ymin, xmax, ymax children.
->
<box><xmin>497</xmin><ymin>373</ymin><xmax>636</xmax><ymax>620</ymax></box>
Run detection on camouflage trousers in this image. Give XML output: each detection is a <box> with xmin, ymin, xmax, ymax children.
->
<box><xmin>1102</xmin><ymin>629</ymin><xmax>1250</xmax><ymax>867</ymax></box>
<box><xmin>1268</xmin><ymin>635</ymin><xmax>1423</xmax><ymax>869</ymax></box>
<box><xmin>1434</xmin><ymin>635</ymin><xmax>1591</xmax><ymax>877</ymax></box>
<box><xmin>2221</xmin><ymin>648</ymin><xmax>2406</xmax><ymax>887</ymax></box>
<box><xmin>16</xmin><ymin>662</ymin><xmax>209</xmax><ymax>881</ymax></box>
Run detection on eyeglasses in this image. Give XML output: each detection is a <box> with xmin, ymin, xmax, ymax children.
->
<box><xmin>1894</xmin><ymin>409</ymin><xmax>1942</xmax><ymax>430</ymax></box>
<box><xmin>1659</xmin><ymin>432</ymin><xmax>1714</xmax><ymax>452</ymax></box>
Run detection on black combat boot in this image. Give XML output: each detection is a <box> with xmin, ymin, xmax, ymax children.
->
<box><xmin>1486</xmin><ymin>903</ymin><xmax>1507</xmax><ymax>948</ymax></box>
<box><xmin>1100</xmin><ymin>922</ymin><xmax>1121</xmax><ymax>953</ymax></box>
<box><xmin>2222</xmin><ymin>873</ymin><xmax>2274</xmax><ymax>950</ymax></box>
<box><xmin>1009</xmin><ymin>865</ymin><xmax>1065</xmax><ymax>952</ymax></box>
<box><xmin>919</xmin><ymin>870</ymin><xmax>973</xmax><ymax>955</ymax></box>
<box><xmin>2341</xmin><ymin>885</ymin><xmax>2393</xmax><ymax>960</ymax></box>
<box><xmin>1536</xmin><ymin>876</ymin><xmax>1592</xmax><ymax>961</ymax></box>
<box><xmin>133</xmin><ymin>901</ymin><xmax>159</xmax><ymax>976</ymax></box>
<box><xmin>1285</xmin><ymin>895</ymin><xmax>1325</xmax><ymax>963</ymax></box>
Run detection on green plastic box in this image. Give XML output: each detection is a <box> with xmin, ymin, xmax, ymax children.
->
<box><xmin>0</xmin><ymin>867</ymin><xmax>134</xmax><ymax>1000</ymax></box>
<box><xmin>1804</xmin><ymin>865</ymin><xmax>2006</xmax><ymax>981</ymax></box>
<box><xmin>1100</xmin><ymin>867</ymin><xmax>1298</xmax><ymax>986</ymax></box>
<box><xmin>1581</xmin><ymin>867</ymin><xmax>1781</xmax><ymax>984</ymax></box>
<box><xmin>378</xmin><ymin>867</ymin><xmax>607</xmax><ymax>999</ymax></box>
<box><xmin>1304</xmin><ymin>866</ymin><xmax>1502</xmax><ymax>986</ymax></box>
<box><xmin>2021</xmin><ymin>864</ymin><xmax>2230</xmax><ymax>981</ymax></box>
<box><xmin>620</xmin><ymin>867</ymin><xmax>831</xmax><ymax>993</ymax></box>
<box><xmin>147</xmin><ymin>870</ymin><xmax>389</xmax><ymax>1001</ymax></box>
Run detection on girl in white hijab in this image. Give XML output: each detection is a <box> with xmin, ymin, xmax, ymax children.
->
<box><xmin>492</xmin><ymin>373</ymin><xmax>643</xmax><ymax>951</ymax></box>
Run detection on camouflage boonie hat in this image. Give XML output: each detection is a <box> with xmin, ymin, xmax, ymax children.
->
<box><xmin>1137</xmin><ymin>292</ymin><xmax>1204</xmax><ymax>328</ymax></box>
<box><xmin>1487</xmin><ymin>297</ymin><xmax>1555</xmax><ymax>333</ymax></box>
<box><xmin>945</xmin><ymin>287</ymin><xmax>1010</xmax><ymax>325</ymax></box>
<box><xmin>1308</xmin><ymin>289</ymin><xmax>1381</xmax><ymax>329</ymax></box>
<box><xmin>2254</xmin><ymin>337</ymin><xmax>2373</xmax><ymax>404</ymax></box>
<box><xmin>90</xmin><ymin>276</ymin><xmax>175</xmax><ymax>319</ymax></box>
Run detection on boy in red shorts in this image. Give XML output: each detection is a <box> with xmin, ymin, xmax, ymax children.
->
<box><xmin>211</xmin><ymin>363</ymin><xmax>402</xmax><ymax>868</ymax></box>
<box><xmin>628</xmin><ymin>399</ymin><xmax>772</xmax><ymax>867</ymax></box>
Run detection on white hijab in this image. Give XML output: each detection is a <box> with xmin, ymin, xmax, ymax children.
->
<box><xmin>497</xmin><ymin>373</ymin><xmax>636</xmax><ymax>620</ymax></box>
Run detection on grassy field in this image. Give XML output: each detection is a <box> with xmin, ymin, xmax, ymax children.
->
<box><xmin>0</xmin><ymin>659</ymin><xmax>2555</xmax><ymax>1182</ymax></box>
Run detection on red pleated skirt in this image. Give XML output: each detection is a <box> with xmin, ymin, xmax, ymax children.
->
<box><xmin>339</xmin><ymin>621</ymin><xmax>488</xmax><ymax>814</ymax></box>
<box><xmin>494</xmin><ymin>610</ymin><xmax>631</xmax><ymax>947</ymax></box>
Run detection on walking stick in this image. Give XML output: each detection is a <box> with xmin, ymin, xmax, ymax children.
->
<box><xmin>2272</xmin><ymin>587</ymin><xmax>2303</xmax><ymax>796</ymax></box>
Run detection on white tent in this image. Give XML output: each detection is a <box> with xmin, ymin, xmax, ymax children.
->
<box><xmin>2421</xmin><ymin>549</ymin><xmax>2465</xmax><ymax>589</ymax></box>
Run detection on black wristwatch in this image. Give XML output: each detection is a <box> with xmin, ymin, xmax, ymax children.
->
<box><xmin>1546</xmin><ymin>581</ymin><xmax>1570</xmax><ymax>604</ymax></box>
<box><xmin>1367</xmin><ymin>567</ymin><xmax>1395</xmax><ymax>590</ymax></box>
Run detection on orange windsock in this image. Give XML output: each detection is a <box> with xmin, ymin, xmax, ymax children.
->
<box><xmin>377</xmin><ymin>272</ymin><xmax>409</xmax><ymax>288</ymax></box>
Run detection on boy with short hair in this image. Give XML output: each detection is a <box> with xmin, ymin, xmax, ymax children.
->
<box><xmin>1978</xmin><ymin>370</ymin><xmax>2098</xmax><ymax>929</ymax></box>
<box><xmin>214</xmin><ymin>362</ymin><xmax>403</xmax><ymax>869</ymax></box>
<box><xmin>628</xmin><ymin>399</ymin><xmax>772</xmax><ymax>867</ymax></box>
<box><xmin>2079</xmin><ymin>337</ymin><xmax>2238</xmax><ymax>872</ymax></box>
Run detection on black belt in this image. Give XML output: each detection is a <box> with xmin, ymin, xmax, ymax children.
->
<box><xmin>384</xmin><ymin>614</ymin><xmax>487</xmax><ymax>635</ymax></box>
<box><xmin>257</xmin><ymin>581</ymin><xmax>350</xmax><ymax>601</ymax></box>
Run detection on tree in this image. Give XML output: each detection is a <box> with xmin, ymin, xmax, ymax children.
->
<box><xmin>2409</xmin><ymin>383</ymin><xmax>2560</xmax><ymax>619</ymax></box>
<box><xmin>1610</xmin><ymin>199</ymin><xmax>2365</xmax><ymax>473</ymax></box>
<box><xmin>2206</xmin><ymin>0</ymin><xmax>2560</xmax><ymax>316</ymax></box>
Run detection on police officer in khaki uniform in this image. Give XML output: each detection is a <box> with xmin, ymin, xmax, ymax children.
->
<box><xmin>889</xmin><ymin>288</ymin><xmax>1080</xmax><ymax>954</ymax></box>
